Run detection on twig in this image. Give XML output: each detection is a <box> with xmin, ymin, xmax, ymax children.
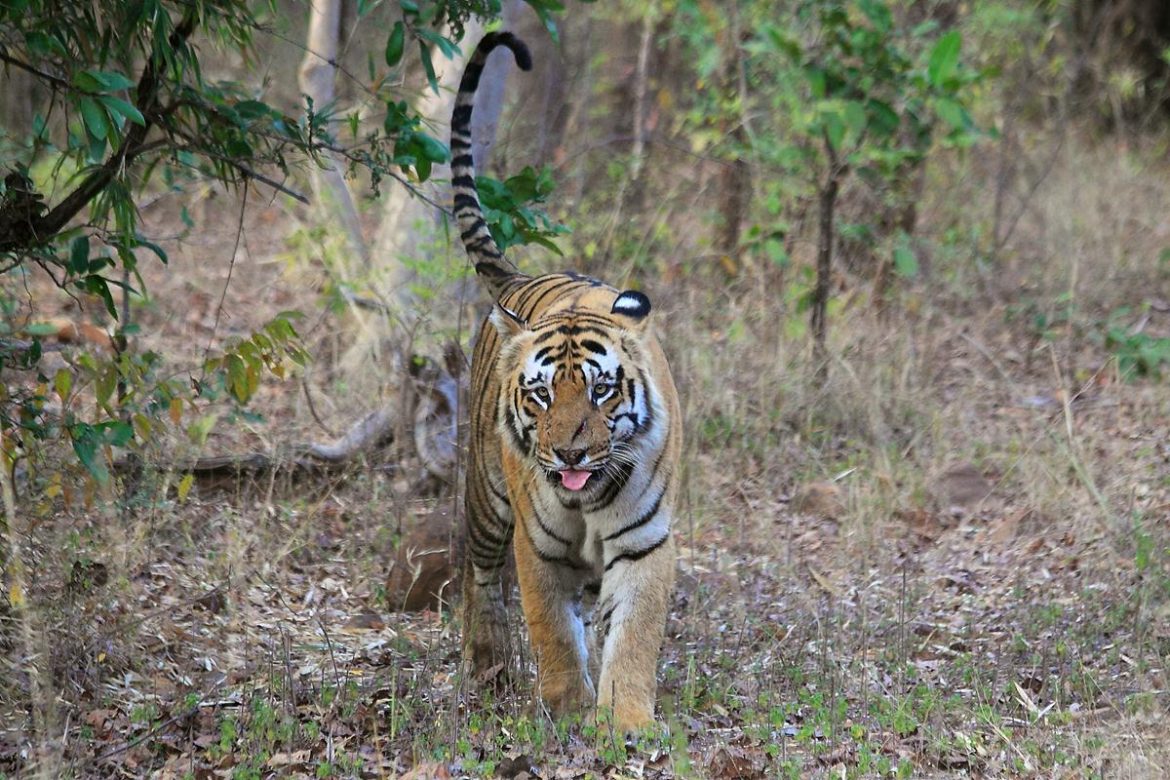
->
<box><xmin>0</xmin><ymin>50</ymin><xmax>70</xmax><ymax>90</ymax></box>
<box><xmin>227</xmin><ymin>163</ymin><xmax>309</xmax><ymax>205</ymax></box>
<box><xmin>301</xmin><ymin>379</ymin><xmax>339</xmax><ymax>438</ymax></box>
<box><xmin>91</xmin><ymin>697</ymin><xmax>206</xmax><ymax>764</ymax></box>
<box><xmin>167</xmin><ymin>134</ymin><xmax>311</xmax><ymax>205</ymax></box>
<box><xmin>250</xmin><ymin>21</ymin><xmax>382</xmax><ymax>104</ymax></box>
<box><xmin>1048</xmin><ymin>345</ymin><xmax>1115</xmax><ymax>533</ymax></box>
<box><xmin>202</xmin><ymin>178</ymin><xmax>248</xmax><ymax>368</ymax></box>
<box><xmin>995</xmin><ymin>134</ymin><xmax>1065</xmax><ymax>254</ymax></box>
<box><xmin>958</xmin><ymin>331</ymin><xmax>1017</xmax><ymax>390</ymax></box>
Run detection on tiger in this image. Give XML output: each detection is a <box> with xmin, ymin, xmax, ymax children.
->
<box><xmin>451</xmin><ymin>32</ymin><xmax>682</xmax><ymax>732</ymax></box>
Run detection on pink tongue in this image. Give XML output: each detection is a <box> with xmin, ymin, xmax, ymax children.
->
<box><xmin>559</xmin><ymin>469</ymin><xmax>591</xmax><ymax>491</ymax></box>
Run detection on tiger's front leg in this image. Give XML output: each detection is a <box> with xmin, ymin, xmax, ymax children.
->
<box><xmin>594</xmin><ymin>532</ymin><xmax>675</xmax><ymax>732</ymax></box>
<box><xmin>513</xmin><ymin>514</ymin><xmax>595</xmax><ymax>717</ymax></box>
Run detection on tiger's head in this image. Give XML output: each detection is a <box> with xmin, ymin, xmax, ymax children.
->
<box><xmin>492</xmin><ymin>289</ymin><xmax>657</xmax><ymax>501</ymax></box>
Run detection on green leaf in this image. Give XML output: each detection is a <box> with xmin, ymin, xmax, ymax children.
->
<box><xmin>233</xmin><ymin>100</ymin><xmax>271</xmax><ymax>120</ymax></box>
<box><xmin>934</xmin><ymin>97</ymin><xmax>970</xmax><ymax>130</ymax></box>
<box><xmin>226</xmin><ymin>353</ymin><xmax>248</xmax><ymax>402</ymax></box>
<box><xmin>516</xmin><ymin>234</ymin><xmax>555</xmax><ymax>255</ymax></box>
<box><xmin>415</xmin><ymin>156</ymin><xmax>432</xmax><ymax>182</ymax></box>
<box><xmin>865</xmin><ymin>99</ymin><xmax>900</xmax><ymax>137</ymax></box>
<box><xmin>177</xmin><ymin>472</ymin><xmax>195</xmax><ymax>502</ymax></box>
<box><xmin>95</xmin><ymin>364</ymin><xmax>117</xmax><ymax>408</ymax></box>
<box><xmin>385</xmin><ymin>21</ymin><xmax>405</xmax><ymax>68</ymax></box>
<box><xmin>893</xmin><ymin>235</ymin><xmax>918</xmax><ymax>278</ymax></box>
<box><xmin>858</xmin><ymin>0</ymin><xmax>892</xmax><ymax>32</ymax></box>
<box><xmin>136</xmin><ymin>237</ymin><xmax>168</xmax><ymax>264</ymax></box>
<box><xmin>419</xmin><ymin>41</ymin><xmax>438</xmax><ymax>93</ymax></box>
<box><xmin>765</xmin><ymin>25</ymin><xmax>802</xmax><ymax>60</ymax></box>
<box><xmin>79</xmin><ymin>96</ymin><xmax>109</xmax><ymax>140</ymax></box>
<box><xmin>804</xmin><ymin>66</ymin><xmax>827</xmax><ymax>99</ymax></box>
<box><xmin>70</xmin><ymin>423</ymin><xmax>107</xmax><ymax>482</ymax></box>
<box><xmin>25</xmin><ymin>31</ymin><xmax>60</xmax><ymax>58</ymax></box>
<box><xmin>97</xmin><ymin>420</ymin><xmax>134</xmax><ymax>447</ymax></box>
<box><xmin>70</xmin><ymin>235</ymin><xmax>90</xmax><ymax>274</ymax></box>
<box><xmin>927</xmin><ymin>30</ymin><xmax>961</xmax><ymax>88</ymax></box>
<box><xmin>87</xmin><ymin>131</ymin><xmax>107</xmax><ymax>162</ymax></box>
<box><xmin>87</xmin><ymin>69</ymin><xmax>135</xmax><ymax>92</ymax></box>
<box><xmin>187</xmin><ymin>414</ymin><xmax>218</xmax><ymax>445</ymax></box>
<box><xmin>822</xmin><ymin>109</ymin><xmax>844</xmax><ymax>151</ymax></box>
<box><xmin>98</xmin><ymin>95</ymin><xmax>145</xmax><ymax>126</ymax></box>
<box><xmin>526</xmin><ymin>0</ymin><xmax>565</xmax><ymax>43</ymax></box>
<box><xmin>417</xmin><ymin>28</ymin><xmax>460</xmax><ymax>60</ymax></box>
<box><xmin>416</xmin><ymin>133</ymin><xmax>449</xmax><ymax>163</ymax></box>
<box><xmin>79</xmin><ymin>274</ymin><xmax>118</xmax><ymax>319</ymax></box>
<box><xmin>842</xmin><ymin>100</ymin><xmax>867</xmax><ymax>138</ymax></box>
<box><xmin>383</xmin><ymin>99</ymin><xmax>412</xmax><ymax>134</ymax></box>
<box><xmin>765</xmin><ymin>238</ymin><xmax>789</xmax><ymax>267</ymax></box>
<box><xmin>71</xmin><ymin>70</ymin><xmax>103</xmax><ymax>92</ymax></box>
<box><xmin>24</xmin><ymin>322</ymin><xmax>59</xmax><ymax>336</ymax></box>
<box><xmin>54</xmin><ymin>367</ymin><xmax>73</xmax><ymax>401</ymax></box>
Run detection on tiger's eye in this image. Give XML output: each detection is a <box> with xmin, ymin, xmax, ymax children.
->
<box><xmin>592</xmin><ymin>382</ymin><xmax>611</xmax><ymax>399</ymax></box>
<box><xmin>534</xmin><ymin>387</ymin><xmax>550</xmax><ymax>402</ymax></box>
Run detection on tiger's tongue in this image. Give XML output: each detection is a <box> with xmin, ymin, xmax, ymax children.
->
<box><xmin>559</xmin><ymin>469</ymin><xmax>591</xmax><ymax>491</ymax></box>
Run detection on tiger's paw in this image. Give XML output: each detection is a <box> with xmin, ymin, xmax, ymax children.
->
<box><xmin>538</xmin><ymin>675</ymin><xmax>595</xmax><ymax>720</ymax></box>
<box><xmin>463</xmin><ymin>633</ymin><xmax>513</xmax><ymax>688</ymax></box>
<box><xmin>592</xmin><ymin>702</ymin><xmax>658</xmax><ymax>736</ymax></box>
<box><xmin>461</xmin><ymin>607</ymin><xmax>514</xmax><ymax>688</ymax></box>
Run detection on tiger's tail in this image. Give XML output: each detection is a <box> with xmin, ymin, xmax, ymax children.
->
<box><xmin>451</xmin><ymin>32</ymin><xmax>532</xmax><ymax>299</ymax></box>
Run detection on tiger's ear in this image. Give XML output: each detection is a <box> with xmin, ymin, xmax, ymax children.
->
<box><xmin>490</xmin><ymin>302</ymin><xmax>528</xmax><ymax>338</ymax></box>
<box><xmin>611</xmin><ymin>290</ymin><xmax>651</xmax><ymax>330</ymax></box>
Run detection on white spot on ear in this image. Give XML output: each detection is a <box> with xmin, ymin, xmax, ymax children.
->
<box><xmin>611</xmin><ymin>290</ymin><xmax>651</xmax><ymax>319</ymax></box>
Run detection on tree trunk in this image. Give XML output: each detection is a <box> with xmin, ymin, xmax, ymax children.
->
<box><xmin>811</xmin><ymin>173</ymin><xmax>839</xmax><ymax>381</ymax></box>
<box><xmin>298</xmin><ymin>0</ymin><xmax>368</xmax><ymax>265</ymax></box>
<box><xmin>718</xmin><ymin>2</ymin><xmax>753</xmax><ymax>278</ymax></box>
<box><xmin>598</xmin><ymin>9</ymin><xmax>655</xmax><ymax>270</ymax></box>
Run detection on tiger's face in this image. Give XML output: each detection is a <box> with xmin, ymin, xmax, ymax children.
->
<box><xmin>492</xmin><ymin>291</ymin><xmax>654</xmax><ymax>499</ymax></box>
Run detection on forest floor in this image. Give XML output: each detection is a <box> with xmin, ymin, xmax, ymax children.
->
<box><xmin>3</xmin><ymin>135</ymin><xmax>1170</xmax><ymax>779</ymax></box>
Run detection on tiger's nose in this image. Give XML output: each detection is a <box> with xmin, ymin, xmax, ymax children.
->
<box><xmin>555</xmin><ymin>447</ymin><xmax>586</xmax><ymax>466</ymax></box>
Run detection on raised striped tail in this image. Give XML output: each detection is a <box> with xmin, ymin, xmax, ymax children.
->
<box><xmin>452</xmin><ymin>32</ymin><xmax>533</xmax><ymax>298</ymax></box>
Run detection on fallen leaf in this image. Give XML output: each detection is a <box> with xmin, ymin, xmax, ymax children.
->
<box><xmin>808</xmin><ymin>564</ymin><xmax>840</xmax><ymax>597</ymax></box>
<box><xmin>262</xmin><ymin>749</ymin><xmax>310</xmax><ymax>769</ymax></box>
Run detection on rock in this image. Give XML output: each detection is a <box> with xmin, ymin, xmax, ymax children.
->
<box><xmin>933</xmin><ymin>462</ymin><xmax>993</xmax><ymax>512</ymax></box>
<box><xmin>791</xmin><ymin>481</ymin><xmax>844</xmax><ymax>519</ymax></box>
<box><xmin>385</xmin><ymin>507</ymin><xmax>462</xmax><ymax>612</ymax></box>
